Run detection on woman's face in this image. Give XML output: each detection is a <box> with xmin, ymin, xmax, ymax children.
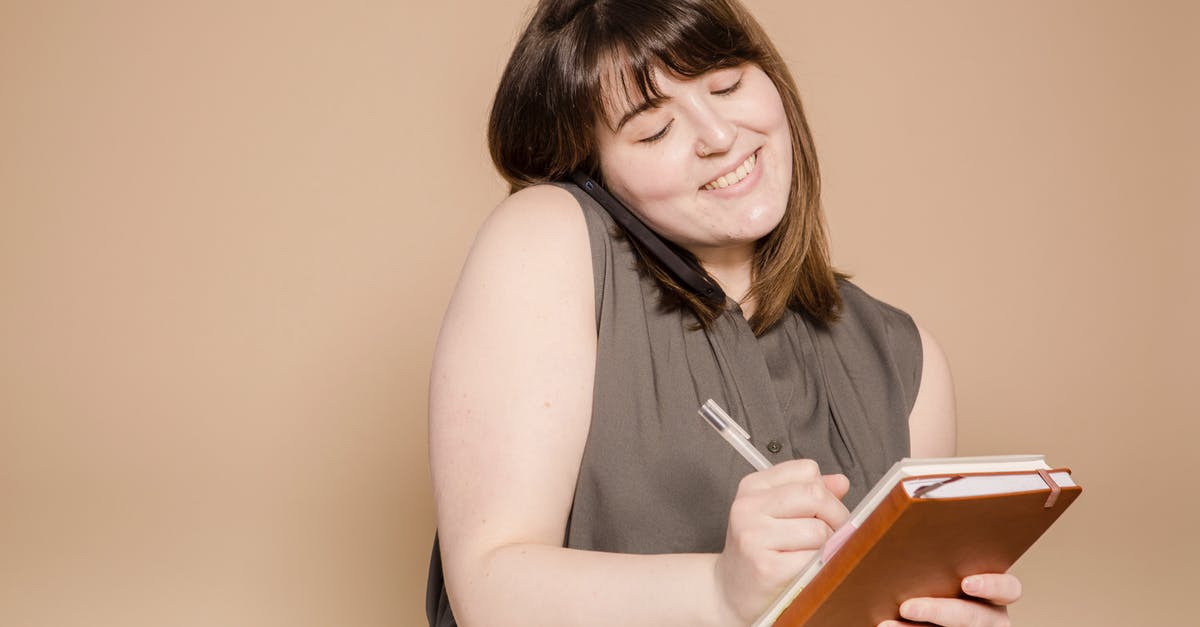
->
<box><xmin>594</xmin><ymin>63</ymin><xmax>793</xmax><ymax>261</ymax></box>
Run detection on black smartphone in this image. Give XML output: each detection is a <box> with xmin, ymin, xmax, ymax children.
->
<box><xmin>569</xmin><ymin>171</ymin><xmax>726</xmax><ymax>303</ymax></box>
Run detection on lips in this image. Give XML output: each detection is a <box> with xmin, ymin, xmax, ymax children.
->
<box><xmin>701</xmin><ymin>150</ymin><xmax>758</xmax><ymax>191</ymax></box>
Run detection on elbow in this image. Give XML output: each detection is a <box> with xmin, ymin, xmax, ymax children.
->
<box><xmin>439</xmin><ymin>541</ymin><xmax>539</xmax><ymax>627</ymax></box>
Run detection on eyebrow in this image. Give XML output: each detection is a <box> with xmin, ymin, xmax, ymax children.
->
<box><xmin>614</xmin><ymin>96</ymin><xmax>669</xmax><ymax>132</ymax></box>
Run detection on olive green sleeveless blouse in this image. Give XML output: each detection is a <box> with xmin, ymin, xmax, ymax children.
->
<box><xmin>426</xmin><ymin>183</ymin><xmax>921</xmax><ymax>625</ymax></box>
<box><xmin>563</xmin><ymin>181</ymin><xmax>919</xmax><ymax>553</ymax></box>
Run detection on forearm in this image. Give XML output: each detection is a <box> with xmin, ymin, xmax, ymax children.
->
<box><xmin>447</xmin><ymin>543</ymin><xmax>736</xmax><ymax>627</ymax></box>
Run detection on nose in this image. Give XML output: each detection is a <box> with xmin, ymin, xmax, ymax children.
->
<box><xmin>690</xmin><ymin>97</ymin><xmax>737</xmax><ymax>158</ymax></box>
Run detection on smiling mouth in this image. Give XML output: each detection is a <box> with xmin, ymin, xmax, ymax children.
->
<box><xmin>701</xmin><ymin>150</ymin><xmax>758</xmax><ymax>191</ymax></box>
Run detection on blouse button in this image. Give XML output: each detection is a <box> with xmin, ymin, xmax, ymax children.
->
<box><xmin>766</xmin><ymin>440</ymin><xmax>783</xmax><ymax>454</ymax></box>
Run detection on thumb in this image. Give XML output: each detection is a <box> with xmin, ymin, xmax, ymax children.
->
<box><xmin>822</xmin><ymin>473</ymin><xmax>850</xmax><ymax>499</ymax></box>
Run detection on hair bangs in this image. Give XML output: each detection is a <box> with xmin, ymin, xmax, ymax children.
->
<box><xmin>586</xmin><ymin>0</ymin><xmax>766</xmax><ymax>133</ymax></box>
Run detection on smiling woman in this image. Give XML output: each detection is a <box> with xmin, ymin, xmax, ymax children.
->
<box><xmin>427</xmin><ymin>1</ymin><xmax>1017</xmax><ymax>626</ymax></box>
<box><xmin>487</xmin><ymin>0</ymin><xmax>838</xmax><ymax>334</ymax></box>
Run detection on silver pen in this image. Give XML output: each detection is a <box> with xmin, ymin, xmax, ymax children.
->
<box><xmin>697</xmin><ymin>399</ymin><xmax>772</xmax><ymax>471</ymax></box>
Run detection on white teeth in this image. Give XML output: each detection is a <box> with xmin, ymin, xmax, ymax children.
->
<box><xmin>703</xmin><ymin>152</ymin><xmax>757</xmax><ymax>191</ymax></box>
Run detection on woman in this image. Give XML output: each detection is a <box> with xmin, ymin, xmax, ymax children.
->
<box><xmin>428</xmin><ymin>1</ymin><xmax>1022</xmax><ymax>625</ymax></box>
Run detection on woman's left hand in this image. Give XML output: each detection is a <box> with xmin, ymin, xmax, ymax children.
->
<box><xmin>877</xmin><ymin>573</ymin><xmax>1021</xmax><ymax>627</ymax></box>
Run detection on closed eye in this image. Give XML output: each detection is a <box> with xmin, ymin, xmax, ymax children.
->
<box><xmin>639</xmin><ymin>119</ymin><xmax>673</xmax><ymax>144</ymax></box>
<box><xmin>713</xmin><ymin>78</ymin><xmax>742</xmax><ymax>96</ymax></box>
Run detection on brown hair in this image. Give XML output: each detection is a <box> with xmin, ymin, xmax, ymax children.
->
<box><xmin>488</xmin><ymin>0</ymin><xmax>843</xmax><ymax>334</ymax></box>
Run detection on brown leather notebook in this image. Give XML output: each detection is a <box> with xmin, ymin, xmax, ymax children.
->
<box><xmin>753</xmin><ymin>456</ymin><xmax>1082</xmax><ymax>627</ymax></box>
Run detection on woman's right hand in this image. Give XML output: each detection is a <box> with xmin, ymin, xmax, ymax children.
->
<box><xmin>713</xmin><ymin>459</ymin><xmax>851</xmax><ymax>626</ymax></box>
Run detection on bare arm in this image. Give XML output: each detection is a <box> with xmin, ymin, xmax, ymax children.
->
<box><xmin>429</xmin><ymin>185</ymin><xmax>732</xmax><ymax>627</ymax></box>
<box><xmin>908</xmin><ymin>325</ymin><xmax>957</xmax><ymax>458</ymax></box>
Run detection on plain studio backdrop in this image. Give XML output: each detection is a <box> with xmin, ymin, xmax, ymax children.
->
<box><xmin>1</xmin><ymin>1</ymin><xmax>1196</xmax><ymax>625</ymax></box>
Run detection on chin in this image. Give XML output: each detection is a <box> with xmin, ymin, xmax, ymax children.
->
<box><xmin>744</xmin><ymin>201</ymin><xmax>787</xmax><ymax>236</ymax></box>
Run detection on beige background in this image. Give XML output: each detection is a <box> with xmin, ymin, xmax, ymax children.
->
<box><xmin>1</xmin><ymin>1</ymin><xmax>1195</xmax><ymax>625</ymax></box>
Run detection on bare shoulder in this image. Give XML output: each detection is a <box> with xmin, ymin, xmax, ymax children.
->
<box><xmin>496</xmin><ymin>182</ymin><xmax>579</xmax><ymax>213</ymax></box>
<box><xmin>438</xmin><ymin>181</ymin><xmax>592</xmax><ymax>345</ymax></box>
<box><xmin>908</xmin><ymin>323</ymin><xmax>957</xmax><ymax>457</ymax></box>
<box><xmin>447</xmin><ymin>183</ymin><xmax>592</xmax><ymax>325</ymax></box>
<box><xmin>477</xmin><ymin>183</ymin><xmax>586</xmax><ymax>245</ymax></box>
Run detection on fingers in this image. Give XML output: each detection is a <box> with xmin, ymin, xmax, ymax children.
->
<box><xmin>875</xmin><ymin>573</ymin><xmax>1022</xmax><ymax>627</ymax></box>
<box><xmin>727</xmin><ymin>494</ymin><xmax>835</xmax><ymax>554</ymax></box>
<box><xmin>822</xmin><ymin>472</ymin><xmax>850</xmax><ymax>498</ymax></box>
<box><xmin>761</xmin><ymin>480</ymin><xmax>850</xmax><ymax>530</ymax></box>
<box><xmin>876</xmin><ymin>597</ymin><xmax>1011</xmax><ymax>627</ymax></box>
<box><xmin>741</xmin><ymin>458</ymin><xmax>823</xmax><ymax>491</ymax></box>
<box><xmin>754</xmin><ymin>516</ymin><xmax>835</xmax><ymax>552</ymax></box>
<box><xmin>736</xmin><ymin>459</ymin><xmax>850</xmax><ymax>526</ymax></box>
<box><xmin>739</xmin><ymin>459</ymin><xmax>847</xmax><ymax>496</ymax></box>
<box><xmin>962</xmin><ymin>573</ymin><xmax>1022</xmax><ymax>605</ymax></box>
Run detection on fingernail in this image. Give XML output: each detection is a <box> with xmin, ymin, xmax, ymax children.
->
<box><xmin>900</xmin><ymin>601</ymin><xmax>926</xmax><ymax>621</ymax></box>
<box><xmin>963</xmin><ymin>576</ymin><xmax>980</xmax><ymax>594</ymax></box>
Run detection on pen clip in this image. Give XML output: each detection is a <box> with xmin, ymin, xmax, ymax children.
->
<box><xmin>701</xmin><ymin>399</ymin><xmax>751</xmax><ymax>440</ymax></box>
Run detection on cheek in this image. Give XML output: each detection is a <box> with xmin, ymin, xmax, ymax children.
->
<box><xmin>747</xmin><ymin>79</ymin><xmax>792</xmax><ymax>163</ymax></box>
<box><xmin>769</xmin><ymin>95</ymin><xmax>789</xmax><ymax>130</ymax></box>
<box><xmin>604</xmin><ymin>150</ymin><xmax>692</xmax><ymax>207</ymax></box>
